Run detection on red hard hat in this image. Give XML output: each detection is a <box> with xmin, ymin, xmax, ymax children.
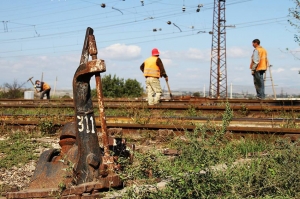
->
<box><xmin>152</xmin><ymin>48</ymin><xmax>159</xmax><ymax>56</ymax></box>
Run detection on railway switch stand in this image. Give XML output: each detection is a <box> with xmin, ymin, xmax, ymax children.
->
<box><xmin>6</xmin><ymin>27</ymin><xmax>134</xmax><ymax>199</ymax></box>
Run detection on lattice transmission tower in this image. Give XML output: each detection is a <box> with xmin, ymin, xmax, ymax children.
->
<box><xmin>209</xmin><ymin>0</ymin><xmax>227</xmax><ymax>98</ymax></box>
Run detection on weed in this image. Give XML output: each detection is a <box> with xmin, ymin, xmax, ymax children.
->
<box><xmin>184</xmin><ymin>105</ymin><xmax>202</xmax><ymax>117</ymax></box>
<box><xmin>131</xmin><ymin>108</ymin><xmax>152</xmax><ymax>125</ymax></box>
<box><xmin>281</xmin><ymin>119</ymin><xmax>299</xmax><ymax>128</ymax></box>
<box><xmin>120</xmin><ymin>102</ymin><xmax>300</xmax><ymax>198</ymax></box>
<box><xmin>122</xmin><ymin>137</ymin><xmax>300</xmax><ymax>198</ymax></box>
<box><xmin>209</xmin><ymin>101</ymin><xmax>233</xmax><ymax>144</ymax></box>
<box><xmin>262</xmin><ymin>105</ymin><xmax>272</xmax><ymax>116</ymax></box>
<box><xmin>139</xmin><ymin>130</ymin><xmax>158</xmax><ymax>143</ymax></box>
<box><xmin>234</xmin><ymin>138</ymin><xmax>271</xmax><ymax>158</ymax></box>
<box><xmin>58</xmin><ymin>181</ymin><xmax>66</xmax><ymax>190</ymax></box>
<box><xmin>120</xmin><ymin>150</ymin><xmax>166</xmax><ymax>183</ymax></box>
<box><xmin>0</xmin><ymin>131</ymin><xmax>50</xmax><ymax>169</ymax></box>
<box><xmin>38</xmin><ymin>120</ymin><xmax>57</xmax><ymax>135</ymax></box>
<box><xmin>161</xmin><ymin>109</ymin><xmax>176</xmax><ymax>117</ymax></box>
<box><xmin>239</xmin><ymin>104</ymin><xmax>250</xmax><ymax>116</ymax></box>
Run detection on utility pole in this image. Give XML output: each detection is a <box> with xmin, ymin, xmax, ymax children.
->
<box><xmin>41</xmin><ymin>72</ymin><xmax>43</xmax><ymax>82</ymax></box>
<box><xmin>209</xmin><ymin>0</ymin><xmax>227</xmax><ymax>98</ymax></box>
<box><xmin>53</xmin><ymin>76</ymin><xmax>57</xmax><ymax>96</ymax></box>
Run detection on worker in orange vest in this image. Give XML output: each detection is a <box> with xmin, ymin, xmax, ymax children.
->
<box><xmin>250</xmin><ymin>39</ymin><xmax>268</xmax><ymax>99</ymax></box>
<box><xmin>34</xmin><ymin>80</ymin><xmax>51</xmax><ymax>99</ymax></box>
<box><xmin>140</xmin><ymin>48</ymin><xmax>168</xmax><ymax>105</ymax></box>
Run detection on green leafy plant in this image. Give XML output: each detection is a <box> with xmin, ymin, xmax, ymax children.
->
<box><xmin>239</xmin><ymin>104</ymin><xmax>249</xmax><ymax>116</ymax></box>
<box><xmin>91</xmin><ymin>74</ymin><xmax>143</xmax><ymax>98</ymax></box>
<box><xmin>262</xmin><ymin>105</ymin><xmax>272</xmax><ymax>116</ymax></box>
<box><xmin>38</xmin><ymin>120</ymin><xmax>57</xmax><ymax>135</ymax></box>
<box><xmin>0</xmin><ymin>131</ymin><xmax>50</xmax><ymax>169</ymax></box>
<box><xmin>0</xmin><ymin>79</ymin><xmax>26</xmax><ymax>99</ymax></box>
<box><xmin>120</xmin><ymin>102</ymin><xmax>300</xmax><ymax>199</ymax></box>
<box><xmin>184</xmin><ymin>105</ymin><xmax>200</xmax><ymax>117</ymax></box>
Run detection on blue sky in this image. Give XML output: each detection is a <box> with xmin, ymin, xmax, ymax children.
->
<box><xmin>0</xmin><ymin>0</ymin><xmax>299</xmax><ymax>95</ymax></box>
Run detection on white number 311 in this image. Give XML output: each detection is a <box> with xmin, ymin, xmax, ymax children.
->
<box><xmin>77</xmin><ymin>115</ymin><xmax>95</xmax><ymax>134</ymax></box>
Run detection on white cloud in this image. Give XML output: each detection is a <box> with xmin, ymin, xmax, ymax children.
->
<box><xmin>287</xmin><ymin>47</ymin><xmax>300</xmax><ymax>51</ymax></box>
<box><xmin>290</xmin><ymin>67</ymin><xmax>300</xmax><ymax>71</ymax></box>
<box><xmin>186</xmin><ymin>68</ymin><xmax>201</xmax><ymax>72</ymax></box>
<box><xmin>233</xmin><ymin>66</ymin><xmax>244</xmax><ymax>71</ymax></box>
<box><xmin>61</xmin><ymin>54</ymin><xmax>80</xmax><ymax>63</ymax></box>
<box><xmin>174</xmin><ymin>72</ymin><xmax>183</xmax><ymax>77</ymax></box>
<box><xmin>185</xmin><ymin>48</ymin><xmax>207</xmax><ymax>60</ymax></box>
<box><xmin>163</xmin><ymin>47</ymin><xmax>247</xmax><ymax>62</ymax></box>
<box><xmin>160</xmin><ymin>58</ymin><xmax>172</xmax><ymax>66</ymax></box>
<box><xmin>98</xmin><ymin>44</ymin><xmax>141</xmax><ymax>61</ymax></box>
<box><xmin>39</xmin><ymin>56</ymin><xmax>48</xmax><ymax>61</ymax></box>
<box><xmin>162</xmin><ymin>48</ymin><xmax>210</xmax><ymax>61</ymax></box>
<box><xmin>227</xmin><ymin>47</ymin><xmax>248</xmax><ymax>58</ymax></box>
<box><xmin>0</xmin><ymin>46</ymin><xmax>299</xmax><ymax>92</ymax></box>
<box><xmin>273</xmin><ymin>68</ymin><xmax>285</xmax><ymax>73</ymax></box>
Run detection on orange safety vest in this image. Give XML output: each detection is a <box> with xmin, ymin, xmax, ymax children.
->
<box><xmin>143</xmin><ymin>56</ymin><xmax>160</xmax><ymax>78</ymax></box>
<box><xmin>250</xmin><ymin>46</ymin><xmax>268</xmax><ymax>71</ymax></box>
<box><xmin>42</xmin><ymin>82</ymin><xmax>51</xmax><ymax>90</ymax></box>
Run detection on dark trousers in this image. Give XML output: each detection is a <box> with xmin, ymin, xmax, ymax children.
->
<box><xmin>253</xmin><ymin>71</ymin><xmax>265</xmax><ymax>99</ymax></box>
<box><xmin>40</xmin><ymin>89</ymin><xmax>51</xmax><ymax>99</ymax></box>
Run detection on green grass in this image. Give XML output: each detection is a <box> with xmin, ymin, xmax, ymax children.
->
<box><xmin>0</xmin><ymin>107</ymin><xmax>75</xmax><ymax>116</ymax></box>
<box><xmin>0</xmin><ymin>102</ymin><xmax>299</xmax><ymax>198</ymax></box>
<box><xmin>121</xmin><ymin>134</ymin><xmax>300</xmax><ymax>199</ymax></box>
<box><xmin>119</xmin><ymin>103</ymin><xmax>300</xmax><ymax>199</ymax></box>
<box><xmin>0</xmin><ymin>131</ymin><xmax>50</xmax><ymax>169</ymax></box>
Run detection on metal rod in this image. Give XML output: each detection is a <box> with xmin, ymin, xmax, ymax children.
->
<box><xmin>95</xmin><ymin>73</ymin><xmax>109</xmax><ymax>156</ymax></box>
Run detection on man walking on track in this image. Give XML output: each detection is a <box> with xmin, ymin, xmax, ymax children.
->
<box><xmin>35</xmin><ymin>80</ymin><xmax>51</xmax><ymax>99</ymax></box>
<box><xmin>250</xmin><ymin>39</ymin><xmax>268</xmax><ymax>100</ymax></box>
<box><xmin>140</xmin><ymin>48</ymin><xmax>168</xmax><ymax>105</ymax></box>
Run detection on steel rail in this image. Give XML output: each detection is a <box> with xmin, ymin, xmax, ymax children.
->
<box><xmin>0</xmin><ymin>114</ymin><xmax>300</xmax><ymax>123</ymax></box>
<box><xmin>0</xmin><ymin>98</ymin><xmax>299</xmax><ymax>106</ymax></box>
<box><xmin>0</xmin><ymin>104</ymin><xmax>300</xmax><ymax>111</ymax></box>
<box><xmin>1</xmin><ymin>119</ymin><xmax>300</xmax><ymax>138</ymax></box>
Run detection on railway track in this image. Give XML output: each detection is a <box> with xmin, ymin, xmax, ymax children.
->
<box><xmin>0</xmin><ymin>98</ymin><xmax>299</xmax><ymax>106</ymax></box>
<box><xmin>1</xmin><ymin>116</ymin><xmax>299</xmax><ymax>141</ymax></box>
<box><xmin>1</xmin><ymin>103</ymin><xmax>300</xmax><ymax>114</ymax></box>
<box><xmin>0</xmin><ymin>114</ymin><xmax>299</xmax><ymax>125</ymax></box>
<box><xmin>1</xmin><ymin>98</ymin><xmax>299</xmax><ymax>141</ymax></box>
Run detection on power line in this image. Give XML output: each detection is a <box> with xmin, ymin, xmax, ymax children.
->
<box><xmin>0</xmin><ymin>14</ymin><xmax>289</xmax><ymax>45</ymax></box>
<box><xmin>0</xmin><ymin>1</ymin><xmax>52</xmax><ymax>12</ymax></box>
<box><xmin>2</xmin><ymin>21</ymin><xmax>8</xmax><ymax>32</ymax></box>
<box><xmin>0</xmin><ymin>0</ymin><xmax>255</xmax><ymax>40</ymax></box>
<box><xmin>233</xmin><ymin>16</ymin><xmax>290</xmax><ymax>27</ymax></box>
<box><xmin>0</xmin><ymin>27</ymin><xmax>205</xmax><ymax>55</ymax></box>
<box><xmin>0</xmin><ymin>30</ymin><xmax>202</xmax><ymax>59</ymax></box>
<box><xmin>3</xmin><ymin>2</ymin><xmax>81</xmax><ymax>21</ymax></box>
<box><xmin>0</xmin><ymin>0</ymin><xmax>281</xmax><ymax>60</ymax></box>
<box><xmin>0</xmin><ymin>0</ymin><xmax>250</xmax><ymax>37</ymax></box>
<box><xmin>0</xmin><ymin>17</ymin><xmax>290</xmax><ymax>58</ymax></box>
<box><xmin>6</xmin><ymin>4</ymin><xmax>95</xmax><ymax>22</ymax></box>
<box><xmin>0</xmin><ymin>6</ymin><xmax>203</xmax><ymax>40</ymax></box>
<box><xmin>0</xmin><ymin>4</ymin><xmax>181</xmax><ymax>33</ymax></box>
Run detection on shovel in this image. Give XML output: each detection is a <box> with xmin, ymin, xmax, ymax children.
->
<box><xmin>165</xmin><ymin>79</ymin><xmax>173</xmax><ymax>99</ymax></box>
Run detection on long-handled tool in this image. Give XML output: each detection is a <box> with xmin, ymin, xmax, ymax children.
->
<box><xmin>165</xmin><ymin>79</ymin><xmax>173</xmax><ymax>99</ymax></box>
<box><xmin>27</xmin><ymin>77</ymin><xmax>39</xmax><ymax>92</ymax></box>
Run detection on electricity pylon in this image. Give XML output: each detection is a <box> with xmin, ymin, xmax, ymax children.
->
<box><xmin>209</xmin><ymin>0</ymin><xmax>227</xmax><ymax>98</ymax></box>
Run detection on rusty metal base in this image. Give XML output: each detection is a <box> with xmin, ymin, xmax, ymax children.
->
<box><xmin>6</xmin><ymin>174</ymin><xmax>121</xmax><ymax>199</ymax></box>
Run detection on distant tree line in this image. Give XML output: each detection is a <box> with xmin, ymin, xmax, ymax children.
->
<box><xmin>91</xmin><ymin>74</ymin><xmax>144</xmax><ymax>98</ymax></box>
<box><xmin>0</xmin><ymin>79</ymin><xmax>26</xmax><ymax>99</ymax></box>
<box><xmin>0</xmin><ymin>75</ymin><xmax>144</xmax><ymax>99</ymax></box>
